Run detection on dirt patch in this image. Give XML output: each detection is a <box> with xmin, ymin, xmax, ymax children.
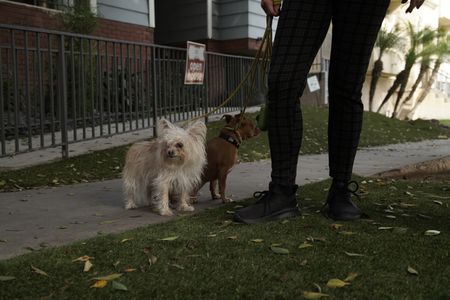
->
<box><xmin>375</xmin><ymin>155</ymin><xmax>450</xmax><ymax>181</ymax></box>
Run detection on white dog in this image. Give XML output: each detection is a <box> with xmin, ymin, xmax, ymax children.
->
<box><xmin>123</xmin><ymin>118</ymin><xmax>207</xmax><ymax>216</ymax></box>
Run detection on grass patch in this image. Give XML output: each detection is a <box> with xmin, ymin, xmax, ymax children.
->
<box><xmin>0</xmin><ymin>106</ymin><xmax>448</xmax><ymax>192</ymax></box>
<box><xmin>0</xmin><ymin>177</ymin><xmax>449</xmax><ymax>299</ymax></box>
<box><xmin>439</xmin><ymin>120</ymin><xmax>450</xmax><ymax>127</ymax></box>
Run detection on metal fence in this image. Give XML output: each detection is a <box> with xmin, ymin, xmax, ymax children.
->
<box><xmin>0</xmin><ymin>24</ymin><xmax>268</xmax><ymax>159</ymax></box>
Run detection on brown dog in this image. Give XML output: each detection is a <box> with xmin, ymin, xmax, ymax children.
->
<box><xmin>192</xmin><ymin>113</ymin><xmax>261</xmax><ymax>203</ymax></box>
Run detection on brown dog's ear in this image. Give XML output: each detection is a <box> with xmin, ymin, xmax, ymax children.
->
<box><xmin>222</xmin><ymin>114</ymin><xmax>233</xmax><ymax>124</ymax></box>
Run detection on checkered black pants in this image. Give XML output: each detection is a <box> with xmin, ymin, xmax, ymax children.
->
<box><xmin>268</xmin><ymin>0</ymin><xmax>390</xmax><ymax>185</ymax></box>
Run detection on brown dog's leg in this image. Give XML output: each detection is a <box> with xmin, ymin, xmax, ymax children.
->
<box><xmin>210</xmin><ymin>180</ymin><xmax>221</xmax><ymax>200</ymax></box>
<box><xmin>218</xmin><ymin>171</ymin><xmax>232</xmax><ymax>203</ymax></box>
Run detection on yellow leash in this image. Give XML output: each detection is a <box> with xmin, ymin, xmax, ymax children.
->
<box><xmin>184</xmin><ymin>15</ymin><xmax>275</xmax><ymax>125</ymax></box>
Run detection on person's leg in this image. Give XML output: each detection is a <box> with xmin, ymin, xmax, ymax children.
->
<box><xmin>268</xmin><ymin>0</ymin><xmax>332</xmax><ymax>187</ymax></box>
<box><xmin>234</xmin><ymin>0</ymin><xmax>332</xmax><ymax>224</ymax></box>
<box><xmin>325</xmin><ymin>0</ymin><xmax>390</xmax><ymax>220</ymax></box>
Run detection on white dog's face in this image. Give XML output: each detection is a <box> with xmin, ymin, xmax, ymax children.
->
<box><xmin>161</xmin><ymin>137</ymin><xmax>187</xmax><ymax>164</ymax></box>
<box><xmin>157</xmin><ymin>118</ymin><xmax>207</xmax><ymax>166</ymax></box>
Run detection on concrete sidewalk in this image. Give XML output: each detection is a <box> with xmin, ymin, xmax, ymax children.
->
<box><xmin>0</xmin><ymin>138</ymin><xmax>449</xmax><ymax>260</ymax></box>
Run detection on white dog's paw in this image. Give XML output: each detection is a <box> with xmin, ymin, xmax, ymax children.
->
<box><xmin>124</xmin><ymin>201</ymin><xmax>138</xmax><ymax>210</ymax></box>
<box><xmin>159</xmin><ymin>208</ymin><xmax>174</xmax><ymax>216</ymax></box>
<box><xmin>178</xmin><ymin>204</ymin><xmax>195</xmax><ymax>212</ymax></box>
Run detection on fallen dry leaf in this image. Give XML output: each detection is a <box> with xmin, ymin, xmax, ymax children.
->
<box><xmin>84</xmin><ymin>260</ymin><xmax>93</xmax><ymax>272</ymax></box>
<box><xmin>227</xmin><ymin>236</ymin><xmax>238</xmax><ymax>240</ymax></box>
<box><xmin>31</xmin><ymin>265</ymin><xmax>48</xmax><ymax>277</ymax></box>
<box><xmin>330</xmin><ymin>224</ymin><xmax>343</xmax><ymax>230</ymax></box>
<box><xmin>0</xmin><ymin>276</ymin><xmax>15</xmax><ymax>281</ymax></box>
<box><xmin>344</xmin><ymin>251</ymin><xmax>364</xmax><ymax>257</ymax></box>
<box><xmin>159</xmin><ymin>236</ymin><xmax>179</xmax><ymax>241</ymax></box>
<box><xmin>424</xmin><ymin>230</ymin><xmax>440</xmax><ymax>236</ymax></box>
<box><xmin>148</xmin><ymin>255</ymin><xmax>158</xmax><ymax>266</ymax></box>
<box><xmin>407</xmin><ymin>266</ymin><xmax>419</xmax><ymax>276</ymax></box>
<box><xmin>303</xmin><ymin>291</ymin><xmax>329</xmax><ymax>299</ymax></box>
<box><xmin>123</xmin><ymin>268</ymin><xmax>136</xmax><ymax>273</ymax></box>
<box><xmin>91</xmin><ymin>280</ymin><xmax>108</xmax><ymax>288</ymax></box>
<box><xmin>92</xmin><ymin>273</ymin><xmax>123</xmax><ymax>281</ymax></box>
<box><xmin>327</xmin><ymin>278</ymin><xmax>350</xmax><ymax>288</ymax></box>
<box><xmin>270</xmin><ymin>246</ymin><xmax>289</xmax><ymax>255</ymax></box>
<box><xmin>344</xmin><ymin>272</ymin><xmax>359</xmax><ymax>282</ymax></box>
<box><xmin>378</xmin><ymin>227</ymin><xmax>393</xmax><ymax>230</ymax></box>
<box><xmin>120</xmin><ymin>238</ymin><xmax>133</xmax><ymax>243</ymax></box>
<box><xmin>299</xmin><ymin>242</ymin><xmax>313</xmax><ymax>249</ymax></box>
<box><xmin>73</xmin><ymin>255</ymin><xmax>94</xmax><ymax>262</ymax></box>
<box><xmin>112</xmin><ymin>281</ymin><xmax>128</xmax><ymax>291</ymax></box>
<box><xmin>339</xmin><ymin>231</ymin><xmax>356</xmax><ymax>235</ymax></box>
<box><xmin>250</xmin><ymin>239</ymin><xmax>264</xmax><ymax>243</ymax></box>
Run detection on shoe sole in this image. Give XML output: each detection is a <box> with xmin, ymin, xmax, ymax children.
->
<box><xmin>233</xmin><ymin>207</ymin><xmax>301</xmax><ymax>224</ymax></box>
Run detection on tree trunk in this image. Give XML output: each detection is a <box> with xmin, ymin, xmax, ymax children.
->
<box><xmin>403</xmin><ymin>64</ymin><xmax>428</xmax><ymax>105</ymax></box>
<box><xmin>369</xmin><ymin>60</ymin><xmax>383</xmax><ymax>112</ymax></box>
<box><xmin>392</xmin><ymin>68</ymin><xmax>412</xmax><ymax>118</ymax></box>
<box><xmin>408</xmin><ymin>60</ymin><xmax>442</xmax><ymax>118</ymax></box>
<box><xmin>376</xmin><ymin>70</ymin><xmax>406</xmax><ymax>113</ymax></box>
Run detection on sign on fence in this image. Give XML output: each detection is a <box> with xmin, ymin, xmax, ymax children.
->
<box><xmin>184</xmin><ymin>41</ymin><xmax>206</xmax><ymax>85</ymax></box>
<box><xmin>307</xmin><ymin>75</ymin><xmax>320</xmax><ymax>92</ymax></box>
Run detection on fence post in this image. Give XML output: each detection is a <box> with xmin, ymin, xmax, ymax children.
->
<box><xmin>151</xmin><ymin>46</ymin><xmax>158</xmax><ymax>137</ymax></box>
<box><xmin>59</xmin><ymin>34</ymin><xmax>69</xmax><ymax>158</ymax></box>
<box><xmin>203</xmin><ymin>53</ymin><xmax>209</xmax><ymax>124</ymax></box>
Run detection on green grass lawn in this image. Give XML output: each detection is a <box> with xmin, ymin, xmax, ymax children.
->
<box><xmin>0</xmin><ymin>177</ymin><xmax>449</xmax><ymax>299</ymax></box>
<box><xmin>0</xmin><ymin>106</ymin><xmax>448</xmax><ymax>192</ymax></box>
<box><xmin>440</xmin><ymin>120</ymin><xmax>450</xmax><ymax>127</ymax></box>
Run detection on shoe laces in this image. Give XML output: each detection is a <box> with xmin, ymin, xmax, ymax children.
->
<box><xmin>321</xmin><ymin>180</ymin><xmax>361</xmax><ymax>211</ymax></box>
<box><xmin>253</xmin><ymin>190</ymin><xmax>271</xmax><ymax>211</ymax></box>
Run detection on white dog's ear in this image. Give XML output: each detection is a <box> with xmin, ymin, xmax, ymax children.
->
<box><xmin>187</xmin><ymin>121</ymin><xmax>207</xmax><ymax>142</ymax></box>
<box><xmin>157</xmin><ymin>118</ymin><xmax>176</xmax><ymax>135</ymax></box>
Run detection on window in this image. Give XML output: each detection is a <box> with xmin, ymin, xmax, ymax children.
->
<box><xmin>9</xmin><ymin>0</ymin><xmax>90</xmax><ymax>11</ymax></box>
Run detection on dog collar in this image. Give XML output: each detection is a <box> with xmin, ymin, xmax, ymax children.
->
<box><xmin>219</xmin><ymin>131</ymin><xmax>240</xmax><ymax>149</ymax></box>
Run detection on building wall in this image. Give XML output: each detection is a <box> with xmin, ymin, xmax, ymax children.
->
<box><xmin>362</xmin><ymin>0</ymin><xmax>450</xmax><ymax>119</ymax></box>
<box><xmin>0</xmin><ymin>0</ymin><xmax>154</xmax><ymax>43</ymax></box>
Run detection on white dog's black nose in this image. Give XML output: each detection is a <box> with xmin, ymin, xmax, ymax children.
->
<box><xmin>168</xmin><ymin>150</ymin><xmax>175</xmax><ymax>157</ymax></box>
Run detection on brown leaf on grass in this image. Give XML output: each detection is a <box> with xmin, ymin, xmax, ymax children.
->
<box><xmin>227</xmin><ymin>235</ymin><xmax>238</xmax><ymax>240</ymax></box>
<box><xmin>111</xmin><ymin>281</ymin><xmax>128</xmax><ymax>291</ymax></box>
<box><xmin>73</xmin><ymin>255</ymin><xmax>94</xmax><ymax>262</ymax></box>
<box><xmin>299</xmin><ymin>242</ymin><xmax>313</xmax><ymax>249</ymax></box>
<box><xmin>339</xmin><ymin>231</ymin><xmax>356</xmax><ymax>235</ymax></box>
<box><xmin>148</xmin><ymin>255</ymin><xmax>158</xmax><ymax>266</ymax></box>
<box><xmin>302</xmin><ymin>291</ymin><xmax>329</xmax><ymax>299</ymax></box>
<box><xmin>159</xmin><ymin>236</ymin><xmax>179</xmax><ymax>241</ymax></box>
<box><xmin>83</xmin><ymin>260</ymin><xmax>93</xmax><ymax>272</ymax></box>
<box><xmin>0</xmin><ymin>276</ymin><xmax>15</xmax><ymax>281</ymax></box>
<box><xmin>90</xmin><ymin>280</ymin><xmax>108</xmax><ymax>288</ymax></box>
<box><xmin>92</xmin><ymin>273</ymin><xmax>123</xmax><ymax>281</ymax></box>
<box><xmin>123</xmin><ymin>268</ymin><xmax>136</xmax><ymax>273</ymax></box>
<box><xmin>407</xmin><ymin>266</ymin><xmax>419</xmax><ymax>275</ymax></box>
<box><xmin>169</xmin><ymin>263</ymin><xmax>184</xmax><ymax>270</ymax></box>
<box><xmin>344</xmin><ymin>251</ymin><xmax>364</xmax><ymax>257</ymax></box>
<box><xmin>251</xmin><ymin>239</ymin><xmax>264</xmax><ymax>243</ymax></box>
<box><xmin>378</xmin><ymin>226</ymin><xmax>393</xmax><ymax>230</ymax></box>
<box><xmin>120</xmin><ymin>238</ymin><xmax>133</xmax><ymax>243</ymax></box>
<box><xmin>31</xmin><ymin>265</ymin><xmax>48</xmax><ymax>277</ymax></box>
<box><xmin>330</xmin><ymin>224</ymin><xmax>343</xmax><ymax>230</ymax></box>
<box><xmin>326</xmin><ymin>278</ymin><xmax>350</xmax><ymax>288</ymax></box>
<box><xmin>343</xmin><ymin>272</ymin><xmax>359</xmax><ymax>282</ymax></box>
<box><xmin>270</xmin><ymin>246</ymin><xmax>289</xmax><ymax>255</ymax></box>
<box><xmin>424</xmin><ymin>230</ymin><xmax>440</xmax><ymax>236</ymax></box>
<box><xmin>433</xmin><ymin>200</ymin><xmax>443</xmax><ymax>206</ymax></box>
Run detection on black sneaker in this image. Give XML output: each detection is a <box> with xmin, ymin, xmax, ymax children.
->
<box><xmin>322</xmin><ymin>180</ymin><xmax>367</xmax><ymax>221</ymax></box>
<box><xmin>233</xmin><ymin>183</ymin><xmax>301</xmax><ymax>224</ymax></box>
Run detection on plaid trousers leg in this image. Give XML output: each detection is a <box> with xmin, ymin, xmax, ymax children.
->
<box><xmin>328</xmin><ymin>0</ymin><xmax>389</xmax><ymax>181</ymax></box>
<box><xmin>268</xmin><ymin>0</ymin><xmax>332</xmax><ymax>186</ymax></box>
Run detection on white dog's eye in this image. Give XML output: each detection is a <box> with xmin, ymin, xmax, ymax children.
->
<box><xmin>176</xmin><ymin>142</ymin><xmax>183</xmax><ymax>148</ymax></box>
